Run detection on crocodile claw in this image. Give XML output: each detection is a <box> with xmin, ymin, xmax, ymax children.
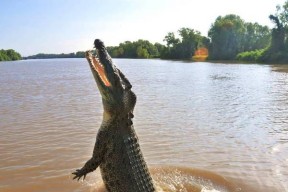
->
<box><xmin>72</xmin><ymin>169</ymin><xmax>87</xmax><ymax>181</ymax></box>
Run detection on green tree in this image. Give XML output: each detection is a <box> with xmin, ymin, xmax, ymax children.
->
<box><xmin>0</xmin><ymin>50</ymin><xmax>9</xmax><ymax>61</ymax></box>
<box><xmin>134</xmin><ymin>39</ymin><xmax>158</xmax><ymax>57</ymax></box>
<box><xmin>208</xmin><ymin>14</ymin><xmax>246</xmax><ymax>60</ymax></box>
<box><xmin>269</xmin><ymin>14</ymin><xmax>285</xmax><ymax>52</ymax></box>
<box><xmin>237</xmin><ymin>1</ymin><xmax>288</xmax><ymax>63</ymax></box>
<box><xmin>274</xmin><ymin>1</ymin><xmax>288</xmax><ymax>50</ymax></box>
<box><xmin>162</xmin><ymin>28</ymin><xmax>203</xmax><ymax>59</ymax></box>
<box><xmin>6</xmin><ymin>49</ymin><xmax>21</xmax><ymax>60</ymax></box>
<box><xmin>243</xmin><ymin>22</ymin><xmax>271</xmax><ymax>51</ymax></box>
<box><xmin>154</xmin><ymin>43</ymin><xmax>166</xmax><ymax>58</ymax></box>
<box><xmin>136</xmin><ymin>46</ymin><xmax>149</xmax><ymax>58</ymax></box>
<box><xmin>75</xmin><ymin>51</ymin><xmax>85</xmax><ymax>58</ymax></box>
<box><xmin>119</xmin><ymin>41</ymin><xmax>136</xmax><ymax>58</ymax></box>
<box><xmin>164</xmin><ymin>32</ymin><xmax>180</xmax><ymax>47</ymax></box>
<box><xmin>107</xmin><ymin>39</ymin><xmax>161</xmax><ymax>58</ymax></box>
<box><xmin>0</xmin><ymin>49</ymin><xmax>21</xmax><ymax>61</ymax></box>
<box><xmin>276</xmin><ymin>1</ymin><xmax>288</xmax><ymax>27</ymax></box>
<box><xmin>178</xmin><ymin>27</ymin><xmax>202</xmax><ymax>58</ymax></box>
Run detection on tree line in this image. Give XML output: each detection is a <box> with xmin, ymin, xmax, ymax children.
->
<box><xmin>106</xmin><ymin>15</ymin><xmax>271</xmax><ymax>61</ymax></box>
<box><xmin>13</xmin><ymin>0</ymin><xmax>288</xmax><ymax>63</ymax></box>
<box><xmin>208</xmin><ymin>15</ymin><xmax>271</xmax><ymax>60</ymax></box>
<box><xmin>0</xmin><ymin>49</ymin><xmax>21</xmax><ymax>61</ymax></box>
<box><xmin>237</xmin><ymin>1</ymin><xmax>288</xmax><ymax>63</ymax></box>
<box><xmin>106</xmin><ymin>0</ymin><xmax>287</xmax><ymax>63</ymax></box>
<box><xmin>23</xmin><ymin>51</ymin><xmax>85</xmax><ymax>59</ymax></box>
<box><xmin>107</xmin><ymin>39</ymin><xmax>164</xmax><ymax>58</ymax></box>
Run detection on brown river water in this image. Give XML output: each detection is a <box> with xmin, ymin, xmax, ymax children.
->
<box><xmin>0</xmin><ymin>59</ymin><xmax>287</xmax><ymax>192</ymax></box>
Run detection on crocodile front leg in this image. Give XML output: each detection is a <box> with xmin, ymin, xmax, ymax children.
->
<box><xmin>72</xmin><ymin>130</ymin><xmax>106</xmax><ymax>180</ymax></box>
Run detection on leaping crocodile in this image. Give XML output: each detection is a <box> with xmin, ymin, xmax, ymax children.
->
<box><xmin>72</xmin><ymin>39</ymin><xmax>156</xmax><ymax>192</ymax></box>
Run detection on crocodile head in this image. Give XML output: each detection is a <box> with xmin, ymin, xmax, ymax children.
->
<box><xmin>85</xmin><ymin>39</ymin><xmax>136</xmax><ymax>118</ymax></box>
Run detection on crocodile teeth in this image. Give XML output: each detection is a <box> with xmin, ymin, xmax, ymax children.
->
<box><xmin>91</xmin><ymin>55</ymin><xmax>111</xmax><ymax>87</ymax></box>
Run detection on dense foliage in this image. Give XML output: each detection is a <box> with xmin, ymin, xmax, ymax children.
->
<box><xmin>0</xmin><ymin>49</ymin><xmax>21</xmax><ymax>61</ymax></box>
<box><xmin>236</xmin><ymin>0</ymin><xmax>288</xmax><ymax>63</ymax></box>
<box><xmin>236</xmin><ymin>49</ymin><xmax>266</xmax><ymax>62</ymax></box>
<box><xmin>107</xmin><ymin>40</ymin><xmax>161</xmax><ymax>58</ymax></box>
<box><xmin>208</xmin><ymin>14</ymin><xmax>271</xmax><ymax>60</ymax></box>
<box><xmin>208</xmin><ymin>15</ymin><xmax>246</xmax><ymax>60</ymax></box>
<box><xmin>24</xmin><ymin>51</ymin><xmax>85</xmax><ymax>59</ymax></box>
<box><xmin>243</xmin><ymin>22</ymin><xmax>271</xmax><ymax>52</ymax></box>
<box><xmin>161</xmin><ymin>28</ymin><xmax>208</xmax><ymax>59</ymax></box>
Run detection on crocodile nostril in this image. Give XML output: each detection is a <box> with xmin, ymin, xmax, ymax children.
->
<box><xmin>94</xmin><ymin>39</ymin><xmax>105</xmax><ymax>49</ymax></box>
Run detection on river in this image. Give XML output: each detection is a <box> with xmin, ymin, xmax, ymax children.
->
<box><xmin>0</xmin><ymin>59</ymin><xmax>287</xmax><ymax>192</ymax></box>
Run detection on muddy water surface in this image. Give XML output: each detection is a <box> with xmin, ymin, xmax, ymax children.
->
<box><xmin>0</xmin><ymin>59</ymin><xmax>287</xmax><ymax>192</ymax></box>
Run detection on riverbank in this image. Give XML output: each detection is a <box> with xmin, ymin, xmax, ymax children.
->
<box><xmin>7</xmin><ymin>57</ymin><xmax>288</xmax><ymax>65</ymax></box>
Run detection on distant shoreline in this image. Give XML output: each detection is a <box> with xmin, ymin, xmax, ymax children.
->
<box><xmin>7</xmin><ymin>57</ymin><xmax>286</xmax><ymax>65</ymax></box>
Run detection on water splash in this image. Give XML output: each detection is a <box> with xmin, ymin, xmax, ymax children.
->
<box><xmin>88</xmin><ymin>166</ymin><xmax>239</xmax><ymax>192</ymax></box>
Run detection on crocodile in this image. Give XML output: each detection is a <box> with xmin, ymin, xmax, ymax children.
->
<box><xmin>72</xmin><ymin>39</ymin><xmax>156</xmax><ymax>192</ymax></box>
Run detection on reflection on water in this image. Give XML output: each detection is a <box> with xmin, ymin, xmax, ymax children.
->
<box><xmin>0</xmin><ymin>59</ymin><xmax>288</xmax><ymax>192</ymax></box>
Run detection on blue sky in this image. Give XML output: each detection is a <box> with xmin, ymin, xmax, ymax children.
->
<box><xmin>0</xmin><ymin>0</ymin><xmax>286</xmax><ymax>56</ymax></box>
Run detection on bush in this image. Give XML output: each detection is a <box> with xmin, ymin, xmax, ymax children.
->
<box><xmin>0</xmin><ymin>49</ymin><xmax>21</xmax><ymax>61</ymax></box>
<box><xmin>236</xmin><ymin>49</ymin><xmax>266</xmax><ymax>62</ymax></box>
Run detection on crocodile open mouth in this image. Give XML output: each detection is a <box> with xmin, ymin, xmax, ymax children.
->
<box><xmin>88</xmin><ymin>52</ymin><xmax>111</xmax><ymax>87</ymax></box>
